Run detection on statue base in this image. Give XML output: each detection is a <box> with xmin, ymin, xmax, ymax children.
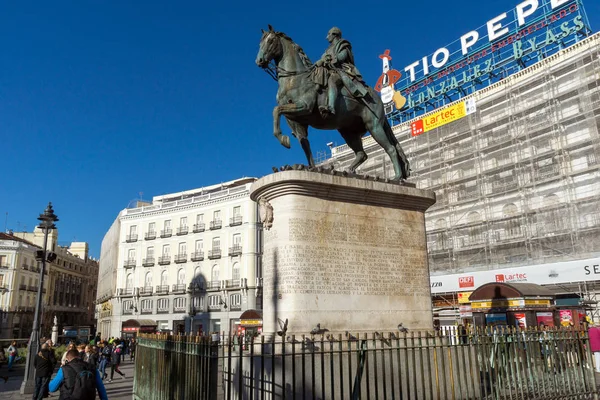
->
<box><xmin>250</xmin><ymin>170</ymin><xmax>436</xmax><ymax>337</ymax></box>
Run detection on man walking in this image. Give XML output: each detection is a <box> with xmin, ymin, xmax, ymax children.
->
<box><xmin>49</xmin><ymin>349</ymin><xmax>108</xmax><ymax>400</ymax></box>
<box><xmin>32</xmin><ymin>343</ymin><xmax>55</xmax><ymax>400</ymax></box>
<box><xmin>109</xmin><ymin>341</ymin><xmax>126</xmax><ymax>382</ymax></box>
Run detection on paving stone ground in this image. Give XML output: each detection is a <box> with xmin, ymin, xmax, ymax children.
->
<box><xmin>0</xmin><ymin>358</ymin><xmax>135</xmax><ymax>400</ymax></box>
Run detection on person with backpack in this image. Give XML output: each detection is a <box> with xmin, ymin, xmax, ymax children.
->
<box><xmin>33</xmin><ymin>343</ymin><xmax>56</xmax><ymax>400</ymax></box>
<box><xmin>109</xmin><ymin>341</ymin><xmax>126</xmax><ymax>382</ymax></box>
<box><xmin>49</xmin><ymin>349</ymin><xmax>107</xmax><ymax>400</ymax></box>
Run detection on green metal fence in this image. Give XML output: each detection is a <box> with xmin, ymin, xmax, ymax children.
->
<box><xmin>133</xmin><ymin>328</ymin><xmax>599</xmax><ymax>400</ymax></box>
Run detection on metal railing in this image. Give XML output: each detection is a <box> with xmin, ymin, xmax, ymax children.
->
<box><xmin>117</xmin><ymin>288</ymin><xmax>133</xmax><ymax>296</ymax></box>
<box><xmin>124</xmin><ymin>259</ymin><xmax>136</xmax><ymax>269</ymax></box>
<box><xmin>175</xmin><ymin>254</ymin><xmax>187</xmax><ymax>263</ymax></box>
<box><xmin>158</xmin><ymin>256</ymin><xmax>171</xmax><ymax>265</ymax></box>
<box><xmin>193</xmin><ymin>223</ymin><xmax>206</xmax><ymax>233</ymax></box>
<box><xmin>229</xmin><ymin>216</ymin><xmax>243</xmax><ymax>226</ymax></box>
<box><xmin>210</xmin><ymin>220</ymin><xmax>222</xmax><ymax>230</ymax></box>
<box><xmin>160</xmin><ymin>229</ymin><xmax>173</xmax><ymax>238</ymax></box>
<box><xmin>139</xmin><ymin>286</ymin><xmax>153</xmax><ymax>296</ymax></box>
<box><xmin>172</xmin><ymin>284</ymin><xmax>186</xmax><ymax>293</ymax></box>
<box><xmin>155</xmin><ymin>285</ymin><xmax>169</xmax><ymax>295</ymax></box>
<box><xmin>142</xmin><ymin>258</ymin><xmax>155</xmax><ymax>267</ymax></box>
<box><xmin>228</xmin><ymin>246</ymin><xmax>242</xmax><ymax>256</ymax></box>
<box><xmin>177</xmin><ymin>226</ymin><xmax>189</xmax><ymax>236</ymax></box>
<box><xmin>145</xmin><ymin>231</ymin><xmax>157</xmax><ymax>240</ymax></box>
<box><xmin>208</xmin><ymin>249</ymin><xmax>221</xmax><ymax>259</ymax></box>
<box><xmin>126</xmin><ymin>234</ymin><xmax>138</xmax><ymax>243</ymax></box>
<box><xmin>133</xmin><ymin>327</ymin><xmax>598</xmax><ymax>400</ymax></box>
<box><xmin>191</xmin><ymin>251</ymin><xmax>204</xmax><ymax>261</ymax></box>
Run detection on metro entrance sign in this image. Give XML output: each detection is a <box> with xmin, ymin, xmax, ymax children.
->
<box><xmin>381</xmin><ymin>0</ymin><xmax>590</xmax><ymax>124</ymax></box>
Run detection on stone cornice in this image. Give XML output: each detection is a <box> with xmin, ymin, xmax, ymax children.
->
<box><xmin>250</xmin><ymin>171</ymin><xmax>436</xmax><ymax>212</ymax></box>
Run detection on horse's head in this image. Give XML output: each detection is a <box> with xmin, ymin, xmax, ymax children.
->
<box><xmin>256</xmin><ymin>24</ymin><xmax>283</xmax><ymax>68</ymax></box>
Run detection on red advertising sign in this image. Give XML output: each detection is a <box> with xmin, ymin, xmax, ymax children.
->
<box><xmin>536</xmin><ymin>312</ymin><xmax>554</xmax><ymax>327</ymax></box>
<box><xmin>458</xmin><ymin>276</ymin><xmax>474</xmax><ymax>288</ymax></box>
<box><xmin>514</xmin><ymin>313</ymin><xmax>527</xmax><ymax>328</ymax></box>
<box><xmin>560</xmin><ymin>310</ymin><xmax>573</xmax><ymax>326</ymax></box>
<box><xmin>495</xmin><ymin>274</ymin><xmax>505</xmax><ymax>282</ymax></box>
<box><xmin>411</xmin><ymin>119</ymin><xmax>424</xmax><ymax>136</ymax></box>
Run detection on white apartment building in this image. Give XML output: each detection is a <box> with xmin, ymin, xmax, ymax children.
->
<box><xmin>97</xmin><ymin>177</ymin><xmax>262</xmax><ymax>338</ymax></box>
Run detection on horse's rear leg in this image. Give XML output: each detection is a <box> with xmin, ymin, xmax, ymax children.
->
<box><xmin>287</xmin><ymin>120</ymin><xmax>314</xmax><ymax>167</ymax></box>
<box><xmin>366</xmin><ymin>119</ymin><xmax>404</xmax><ymax>181</ymax></box>
<box><xmin>339</xmin><ymin>130</ymin><xmax>367</xmax><ymax>172</ymax></box>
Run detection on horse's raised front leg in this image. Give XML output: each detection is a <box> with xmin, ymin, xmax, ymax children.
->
<box><xmin>273</xmin><ymin>102</ymin><xmax>310</xmax><ymax>150</ymax></box>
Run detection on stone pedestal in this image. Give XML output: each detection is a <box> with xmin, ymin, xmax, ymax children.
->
<box><xmin>250</xmin><ymin>170</ymin><xmax>436</xmax><ymax>337</ymax></box>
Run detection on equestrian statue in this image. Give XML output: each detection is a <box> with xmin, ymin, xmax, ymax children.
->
<box><xmin>255</xmin><ymin>25</ymin><xmax>410</xmax><ymax>181</ymax></box>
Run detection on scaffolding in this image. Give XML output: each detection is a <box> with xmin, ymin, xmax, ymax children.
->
<box><xmin>328</xmin><ymin>33</ymin><xmax>600</xmax><ymax>281</ymax></box>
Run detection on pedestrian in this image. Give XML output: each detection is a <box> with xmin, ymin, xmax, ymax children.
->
<box><xmin>33</xmin><ymin>343</ymin><xmax>55</xmax><ymax>400</ymax></box>
<box><xmin>589</xmin><ymin>323</ymin><xmax>600</xmax><ymax>373</ymax></box>
<box><xmin>109</xmin><ymin>341</ymin><xmax>126</xmax><ymax>382</ymax></box>
<box><xmin>129</xmin><ymin>338</ymin><xmax>136</xmax><ymax>361</ymax></box>
<box><xmin>61</xmin><ymin>344</ymin><xmax>75</xmax><ymax>366</ymax></box>
<box><xmin>42</xmin><ymin>340</ymin><xmax>56</xmax><ymax>398</ymax></box>
<box><xmin>7</xmin><ymin>341</ymin><xmax>18</xmax><ymax>371</ymax></box>
<box><xmin>98</xmin><ymin>342</ymin><xmax>112</xmax><ymax>380</ymax></box>
<box><xmin>84</xmin><ymin>345</ymin><xmax>99</xmax><ymax>369</ymax></box>
<box><xmin>77</xmin><ymin>344</ymin><xmax>86</xmax><ymax>359</ymax></box>
<box><xmin>49</xmin><ymin>349</ymin><xmax>108</xmax><ymax>400</ymax></box>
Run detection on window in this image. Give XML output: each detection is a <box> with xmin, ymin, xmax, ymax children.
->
<box><xmin>213</xmin><ymin>210</ymin><xmax>221</xmax><ymax>221</ymax></box>
<box><xmin>145</xmin><ymin>272</ymin><xmax>152</xmax><ymax>287</ymax></box>
<box><xmin>233</xmin><ymin>206</ymin><xmax>241</xmax><ymax>217</ymax></box>
<box><xmin>0</xmin><ymin>274</ymin><xmax>4</xmax><ymax>286</ymax></box>
<box><xmin>212</xmin><ymin>237</ymin><xmax>220</xmax><ymax>250</ymax></box>
<box><xmin>233</xmin><ymin>234</ymin><xmax>241</xmax><ymax>246</ymax></box>
<box><xmin>208</xmin><ymin>295</ymin><xmax>221</xmax><ymax>308</ymax></box>
<box><xmin>177</xmin><ymin>269</ymin><xmax>185</xmax><ymax>284</ymax></box>
<box><xmin>191</xmin><ymin>296</ymin><xmax>203</xmax><ymax>310</ymax></box>
<box><xmin>161</xmin><ymin>271</ymin><xmax>168</xmax><ymax>286</ymax></box>
<box><xmin>196</xmin><ymin>214</ymin><xmax>204</xmax><ymax>223</ymax></box>
<box><xmin>195</xmin><ymin>240</ymin><xmax>203</xmax><ymax>251</ymax></box>
<box><xmin>130</xmin><ymin>225</ymin><xmax>137</xmax><ymax>235</ymax></box>
<box><xmin>126</xmin><ymin>274</ymin><xmax>133</xmax><ymax>289</ymax></box>
<box><xmin>148</xmin><ymin>222</ymin><xmax>156</xmax><ymax>233</ymax></box>
<box><xmin>147</xmin><ymin>247</ymin><xmax>154</xmax><ymax>257</ymax></box>
<box><xmin>157</xmin><ymin>298</ymin><xmax>169</xmax><ymax>312</ymax></box>
<box><xmin>164</xmin><ymin>220</ymin><xmax>171</xmax><ymax>229</ymax></box>
<box><xmin>127</xmin><ymin>249</ymin><xmax>136</xmax><ymax>261</ymax></box>
<box><xmin>0</xmin><ymin>255</ymin><xmax>7</xmax><ymax>267</ymax></box>
<box><xmin>180</xmin><ymin>217</ymin><xmax>188</xmax><ymax>228</ymax></box>
<box><xmin>211</xmin><ymin>265</ymin><xmax>219</xmax><ymax>281</ymax></box>
<box><xmin>230</xmin><ymin>294</ymin><xmax>242</xmax><ymax>306</ymax></box>
<box><xmin>178</xmin><ymin>242</ymin><xmax>187</xmax><ymax>255</ymax></box>
<box><xmin>123</xmin><ymin>300</ymin><xmax>133</xmax><ymax>313</ymax></box>
<box><xmin>141</xmin><ymin>299</ymin><xmax>153</xmax><ymax>312</ymax></box>
<box><xmin>232</xmin><ymin>263</ymin><xmax>240</xmax><ymax>280</ymax></box>
<box><xmin>174</xmin><ymin>297</ymin><xmax>186</xmax><ymax>311</ymax></box>
<box><xmin>162</xmin><ymin>245</ymin><xmax>170</xmax><ymax>256</ymax></box>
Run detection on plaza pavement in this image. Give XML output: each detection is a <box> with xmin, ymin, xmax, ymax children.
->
<box><xmin>0</xmin><ymin>358</ymin><xmax>135</xmax><ymax>400</ymax></box>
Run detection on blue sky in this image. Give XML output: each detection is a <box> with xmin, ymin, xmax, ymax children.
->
<box><xmin>1</xmin><ymin>0</ymin><xmax>599</xmax><ymax>257</ymax></box>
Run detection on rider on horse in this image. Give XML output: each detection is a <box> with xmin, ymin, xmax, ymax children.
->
<box><xmin>312</xmin><ymin>27</ymin><xmax>369</xmax><ymax>116</ymax></box>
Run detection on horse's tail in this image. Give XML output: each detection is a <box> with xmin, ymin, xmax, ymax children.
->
<box><xmin>383</xmin><ymin>118</ymin><xmax>411</xmax><ymax>179</ymax></box>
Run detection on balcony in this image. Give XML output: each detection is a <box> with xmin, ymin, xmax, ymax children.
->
<box><xmin>229</xmin><ymin>216</ymin><xmax>243</xmax><ymax>226</ymax></box>
<box><xmin>193</xmin><ymin>223</ymin><xmax>206</xmax><ymax>233</ymax></box>
<box><xmin>228</xmin><ymin>245</ymin><xmax>242</xmax><ymax>256</ymax></box>
<box><xmin>191</xmin><ymin>251</ymin><xmax>204</xmax><ymax>261</ymax></box>
<box><xmin>225</xmin><ymin>279</ymin><xmax>241</xmax><ymax>288</ymax></box>
<box><xmin>27</xmin><ymin>285</ymin><xmax>38</xmax><ymax>292</ymax></box>
<box><xmin>209</xmin><ymin>220</ymin><xmax>222</xmax><ymax>230</ymax></box>
<box><xmin>142</xmin><ymin>258</ymin><xmax>155</xmax><ymax>267</ymax></box>
<box><xmin>145</xmin><ymin>231</ymin><xmax>157</xmax><ymax>240</ymax></box>
<box><xmin>117</xmin><ymin>288</ymin><xmax>133</xmax><ymax>297</ymax></box>
<box><xmin>156</xmin><ymin>285</ymin><xmax>169</xmax><ymax>295</ymax></box>
<box><xmin>176</xmin><ymin>226</ymin><xmax>189</xmax><ymax>236</ymax></box>
<box><xmin>0</xmin><ymin>284</ymin><xmax>8</xmax><ymax>291</ymax></box>
<box><xmin>174</xmin><ymin>305</ymin><xmax>186</xmax><ymax>313</ymax></box>
<box><xmin>158</xmin><ymin>256</ymin><xmax>171</xmax><ymax>265</ymax></box>
<box><xmin>157</xmin><ymin>307</ymin><xmax>169</xmax><ymax>314</ymax></box>
<box><xmin>139</xmin><ymin>286</ymin><xmax>153</xmax><ymax>296</ymax></box>
<box><xmin>208</xmin><ymin>249</ymin><xmax>222</xmax><ymax>260</ymax></box>
<box><xmin>22</xmin><ymin>264</ymin><xmax>29</xmax><ymax>271</ymax></box>
<box><xmin>206</xmin><ymin>281</ymin><xmax>221</xmax><ymax>290</ymax></box>
<box><xmin>123</xmin><ymin>308</ymin><xmax>133</xmax><ymax>315</ymax></box>
<box><xmin>126</xmin><ymin>234</ymin><xmax>138</xmax><ymax>243</ymax></box>
<box><xmin>19</xmin><ymin>284</ymin><xmax>27</xmax><ymax>290</ymax></box>
<box><xmin>123</xmin><ymin>259</ymin><xmax>136</xmax><ymax>269</ymax></box>
<box><xmin>0</xmin><ymin>264</ymin><xmax>9</xmax><ymax>269</ymax></box>
<box><xmin>160</xmin><ymin>229</ymin><xmax>173</xmax><ymax>238</ymax></box>
<box><xmin>230</xmin><ymin>304</ymin><xmax>242</xmax><ymax>312</ymax></box>
<box><xmin>188</xmin><ymin>282</ymin><xmax>204</xmax><ymax>293</ymax></box>
<box><xmin>172</xmin><ymin>284</ymin><xmax>186</xmax><ymax>293</ymax></box>
<box><xmin>141</xmin><ymin>307</ymin><xmax>153</xmax><ymax>315</ymax></box>
<box><xmin>174</xmin><ymin>254</ymin><xmax>187</xmax><ymax>264</ymax></box>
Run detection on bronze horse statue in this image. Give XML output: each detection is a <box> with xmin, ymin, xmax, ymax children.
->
<box><xmin>255</xmin><ymin>25</ymin><xmax>410</xmax><ymax>180</ymax></box>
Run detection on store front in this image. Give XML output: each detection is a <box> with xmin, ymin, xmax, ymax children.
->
<box><xmin>238</xmin><ymin>309</ymin><xmax>262</xmax><ymax>338</ymax></box>
<box><xmin>121</xmin><ymin>319</ymin><xmax>158</xmax><ymax>338</ymax></box>
<box><xmin>469</xmin><ymin>282</ymin><xmax>556</xmax><ymax>328</ymax></box>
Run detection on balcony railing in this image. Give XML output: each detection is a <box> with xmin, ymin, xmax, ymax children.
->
<box><xmin>229</xmin><ymin>216</ymin><xmax>243</xmax><ymax>226</ymax></box>
<box><xmin>123</xmin><ymin>259</ymin><xmax>136</xmax><ymax>269</ymax></box>
<box><xmin>126</xmin><ymin>234</ymin><xmax>138</xmax><ymax>243</ymax></box>
<box><xmin>156</xmin><ymin>285</ymin><xmax>169</xmax><ymax>295</ymax></box>
<box><xmin>142</xmin><ymin>258</ymin><xmax>155</xmax><ymax>267</ymax></box>
<box><xmin>117</xmin><ymin>288</ymin><xmax>133</xmax><ymax>297</ymax></box>
<box><xmin>158</xmin><ymin>256</ymin><xmax>171</xmax><ymax>265</ymax></box>
<box><xmin>123</xmin><ymin>308</ymin><xmax>133</xmax><ymax>315</ymax></box>
<box><xmin>27</xmin><ymin>285</ymin><xmax>37</xmax><ymax>292</ymax></box>
<box><xmin>0</xmin><ymin>284</ymin><xmax>8</xmax><ymax>291</ymax></box>
<box><xmin>230</xmin><ymin>304</ymin><xmax>242</xmax><ymax>311</ymax></box>
<box><xmin>191</xmin><ymin>251</ymin><xmax>204</xmax><ymax>261</ymax></box>
<box><xmin>206</xmin><ymin>281</ymin><xmax>221</xmax><ymax>290</ymax></box>
<box><xmin>176</xmin><ymin>226</ymin><xmax>189</xmax><ymax>236</ymax></box>
<box><xmin>188</xmin><ymin>282</ymin><xmax>204</xmax><ymax>293</ymax></box>
<box><xmin>174</xmin><ymin>305</ymin><xmax>186</xmax><ymax>313</ymax></box>
<box><xmin>174</xmin><ymin>254</ymin><xmax>187</xmax><ymax>264</ymax></box>
<box><xmin>160</xmin><ymin>229</ymin><xmax>172</xmax><ymax>238</ymax></box>
<box><xmin>141</xmin><ymin>308</ymin><xmax>153</xmax><ymax>315</ymax></box>
<box><xmin>0</xmin><ymin>264</ymin><xmax>9</xmax><ymax>269</ymax></box>
<box><xmin>157</xmin><ymin>307</ymin><xmax>169</xmax><ymax>314</ymax></box>
<box><xmin>139</xmin><ymin>286</ymin><xmax>153</xmax><ymax>296</ymax></box>
<box><xmin>172</xmin><ymin>284</ymin><xmax>186</xmax><ymax>293</ymax></box>
<box><xmin>225</xmin><ymin>279</ymin><xmax>241</xmax><ymax>288</ymax></box>
<box><xmin>145</xmin><ymin>231</ymin><xmax>157</xmax><ymax>240</ymax></box>
<box><xmin>208</xmin><ymin>249</ymin><xmax>222</xmax><ymax>259</ymax></box>
<box><xmin>19</xmin><ymin>284</ymin><xmax>27</xmax><ymax>290</ymax></box>
<box><xmin>228</xmin><ymin>245</ymin><xmax>242</xmax><ymax>256</ymax></box>
<box><xmin>22</xmin><ymin>264</ymin><xmax>29</xmax><ymax>271</ymax></box>
<box><xmin>209</xmin><ymin>220</ymin><xmax>222</xmax><ymax>230</ymax></box>
<box><xmin>193</xmin><ymin>223</ymin><xmax>205</xmax><ymax>233</ymax></box>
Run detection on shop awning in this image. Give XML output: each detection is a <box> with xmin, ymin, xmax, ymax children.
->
<box><xmin>121</xmin><ymin>319</ymin><xmax>158</xmax><ymax>332</ymax></box>
<box><xmin>239</xmin><ymin>309</ymin><xmax>262</xmax><ymax>326</ymax></box>
<box><xmin>469</xmin><ymin>282</ymin><xmax>555</xmax><ymax>301</ymax></box>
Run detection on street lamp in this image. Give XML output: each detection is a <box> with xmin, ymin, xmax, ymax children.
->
<box><xmin>20</xmin><ymin>202</ymin><xmax>58</xmax><ymax>395</ymax></box>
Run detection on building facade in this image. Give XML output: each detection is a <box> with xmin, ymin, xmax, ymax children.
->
<box><xmin>327</xmin><ymin>32</ymin><xmax>600</xmax><ymax>321</ymax></box>
<box><xmin>96</xmin><ymin>177</ymin><xmax>262</xmax><ymax>338</ymax></box>
<box><xmin>0</xmin><ymin>230</ymin><xmax>98</xmax><ymax>339</ymax></box>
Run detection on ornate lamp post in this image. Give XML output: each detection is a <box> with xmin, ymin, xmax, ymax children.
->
<box><xmin>20</xmin><ymin>203</ymin><xmax>58</xmax><ymax>394</ymax></box>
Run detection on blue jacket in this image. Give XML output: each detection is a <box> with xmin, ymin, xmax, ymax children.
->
<box><xmin>49</xmin><ymin>364</ymin><xmax>108</xmax><ymax>400</ymax></box>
